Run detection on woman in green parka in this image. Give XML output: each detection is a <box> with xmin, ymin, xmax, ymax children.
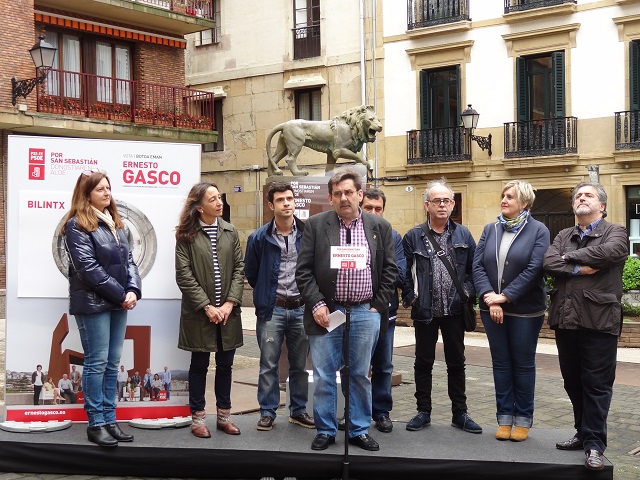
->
<box><xmin>175</xmin><ymin>182</ymin><xmax>244</xmax><ymax>438</ymax></box>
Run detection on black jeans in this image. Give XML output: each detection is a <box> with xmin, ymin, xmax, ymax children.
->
<box><xmin>413</xmin><ymin>315</ymin><xmax>467</xmax><ymax>416</ymax></box>
<box><xmin>555</xmin><ymin>329</ymin><xmax>618</xmax><ymax>453</ymax></box>
<box><xmin>61</xmin><ymin>389</ymin><xmax>76</xmax><ymax>404</ymax></box>
<box><xmin>188</xmin><ymin>330</ymin><xmax>236</xmax><ymax>413</ymax></box>
<box><xmin>33</xmin><ymin>385</ymin><xmax>42</xmax><ymax>405</ymax></box>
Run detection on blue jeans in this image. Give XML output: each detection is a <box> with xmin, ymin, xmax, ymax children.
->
<box><xmin>256</xmin><ymin>306</ymin><xmax>309</xmax><ymax>418</ymax></box>
<box><xmin>371</xmin><ymin>321</ymin><xmax>395</xmax><ymax>419</ymax></box>
<box><xmin>163</xmin><ymin>381</ymin><xmax>171</xmax><ymax>399</ymax></box>
<box><xmin>75</xmin><ymin>309</ymin><xmax>128</xmax><ymax>427</ymax></box>
<box><xmin>117</xmin><ymin>381</ymin><xmax>126</xmax><ymax>401</ymax></box>
<box><xmin>481</xmin><ymin>311</ymin><xmax>544</xmax><ymax>427</ymax></box>
<box><xmin>308</xmin><ymin>303</ymin><xmax>380</xmax><ymax>438</ymax></box>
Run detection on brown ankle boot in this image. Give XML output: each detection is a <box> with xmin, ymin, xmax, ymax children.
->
<box><xmin>217</xmin><ymin>407</ymin><xmax>240</xmax><ymax>435</ymax></box>
<box><xmin>495</xmin><ymin>425</ymin><xmax>512</xmax><ymax>440</ymax></box>
<box><xmin>191</xmin><ymin>410</ymin><xmax>211</xmax><ymax>438</ymax></box>
<box><xmin>510</xmin><ymin>426</ymin><xmax>529</xmax><ymax>442</ymax></box>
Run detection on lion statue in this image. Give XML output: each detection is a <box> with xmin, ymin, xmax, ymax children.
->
<box><xmin>265</xmin><ymin>105</ymin><xmax>382</xmax><ymax>177</ymax></box>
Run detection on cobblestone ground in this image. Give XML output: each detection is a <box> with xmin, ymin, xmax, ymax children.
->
<box><xmin>0</xmin><ymin>326</ymin><xmax>638</xmax><ymax>480</ymax></box>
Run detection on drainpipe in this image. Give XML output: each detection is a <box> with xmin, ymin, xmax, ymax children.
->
<box><xmin>252</xmin><ymin>165</ymin><xmax>261</xmax><ymax>230</ymax></box>
<box><xmin>372</xmin><ymin>0</ymin><xmax>378</xmax><ymax>187</ymax></box>
<box><xmin>360</xmin><ymin>0</ymin><xmax>367</xmax><ymax>165</ymax></box>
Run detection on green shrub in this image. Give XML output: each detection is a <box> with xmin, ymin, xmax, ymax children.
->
<box><xmin>544</xmin><ymin>274</ymin><xmax>554</xmax><ymax>291</ymax></box>
<box><xmin>622</xmin><ymin>256</ymin><xmax>640</xmax><ymax>292</ymax></box>
<box><xmin>622</xmin><ymin>301</ymin><xmax>640</xmax><ymax>316</ymax></box>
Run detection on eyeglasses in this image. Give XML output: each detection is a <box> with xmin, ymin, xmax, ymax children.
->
<box><xmin>428</xmin><ymin>198</ymin><xmax>453</xmax><ymax>205</ymax></box>
<box><xmin>82</xmin><ymin>167</ymin><xmax>103</xmax><ymax>176</ymax></box>
<box><xmin>331</xmin><ymin>189</ymin><xmax>357</xmax><ymax>199</ymax></box>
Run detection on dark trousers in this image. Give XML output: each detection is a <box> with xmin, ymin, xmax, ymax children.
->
<box><xmin>414</xmin><ymin>315</ymin><xmax>467</xmax><ymax>416</ymax></box>
<box><xmin>33</xmin><ymin>385</ymin><xmax>42</xmax><ymax>405</ymax></box>
<box><xmin>61</xmin><ymin>388</ymin><xmax>76</xmax><ymax>404</ymax></box>
<box><xmin>555</xmin><ymin>329</ymin><xmax>618</xmax><ymax>453</ymax></box>
<box><xmin>188</xmin><ymin>330</ymin><xmax>236</xmax><ymax>413</ymax></box>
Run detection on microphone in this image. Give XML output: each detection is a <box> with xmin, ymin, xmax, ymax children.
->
<box><xmin>346</xmin><ymin>228</ymin><xmax>351</xmax><ymax>245</ymax></box>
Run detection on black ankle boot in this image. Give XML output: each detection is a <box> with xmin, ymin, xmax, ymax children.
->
<box><xmin>106</xmin><ymin>423</ymin><xmax>134</xmax><ymax>442</ymax></box>
<box><xmin>87</xmin><ymin>426</ymin><xmax>118</xmax><ymax>447</ymax></box>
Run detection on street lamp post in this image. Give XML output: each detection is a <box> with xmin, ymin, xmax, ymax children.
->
<box><xmin>460</xmin><ymin>104</ymin><xmax>492</xmax><ymax>157</ymax></box>
<box><xmin>11</xmin><ymin>35</ymin><xmax>58</xmax><ymax>106</ymax></box>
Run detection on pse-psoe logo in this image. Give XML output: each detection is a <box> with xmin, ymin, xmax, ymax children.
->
<box><xmin>28</xmin><ymin>148</ymin><xmax>45</xmax><ymax>181</ymax></box>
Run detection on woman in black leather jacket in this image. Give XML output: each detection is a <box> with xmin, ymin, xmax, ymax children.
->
<box><xmin>60</xmin><ymin>170</ymin><xmax>141</xmax><ymax>448</ymax></box>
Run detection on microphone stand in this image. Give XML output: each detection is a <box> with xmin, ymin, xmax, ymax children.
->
<box><xmin>342</xmin><ymin>268</ymin><xmax>351</xmax><ymax>480</ymax></box>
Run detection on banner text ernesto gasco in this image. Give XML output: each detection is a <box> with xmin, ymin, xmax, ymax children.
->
<box><xmin>122</xmin><ymin>153</ymin><xmax>180</xmax><ymax>186</ymax></box>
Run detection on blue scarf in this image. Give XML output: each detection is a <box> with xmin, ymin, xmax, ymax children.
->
<box><xmin>498</xmin><ymin>209</ymin><xmax>529</xmax><ymax>233</ymax></box>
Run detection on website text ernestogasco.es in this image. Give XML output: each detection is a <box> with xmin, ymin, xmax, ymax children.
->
<box><xmin>24</xmin><ymin>409</ymin><xmax>65</xmax><ymax>416</ymax></box>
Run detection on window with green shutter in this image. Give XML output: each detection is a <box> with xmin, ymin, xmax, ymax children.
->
<box><xmin>419</xmin><ymin>65</ymin><xmax>460</xmax><ymax>130</ymax></box>
<box><xmin>630</xmin><ymin>41</ymin><xmax>640</xmax><ymax>111</ymax></box>
<box><xmin>516</xmin><ymin>51</ymin><xmax>565</xmax><ymax>121</ymax></box>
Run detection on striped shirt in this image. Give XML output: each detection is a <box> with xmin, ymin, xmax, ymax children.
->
<box><xmin>201</xmin><ymin>220</ymin><xmax>222</xmax><ymax>306</ymax></box>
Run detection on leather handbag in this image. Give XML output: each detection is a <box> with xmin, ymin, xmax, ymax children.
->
<box><xmin>421</xmin><ymin>224</ymin><xmax>477</xmax><ymax>332</ymax></box>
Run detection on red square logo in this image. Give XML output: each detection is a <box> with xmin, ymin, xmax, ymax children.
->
<box><xmin>29</xmin><ymin>148</ymin><xmax>45</xmax><ymax>164</ymax></box>
<box><xmin>28</xmin><ymin>164</ymin><xmax>45</xmax><ymax>180</ymax></box>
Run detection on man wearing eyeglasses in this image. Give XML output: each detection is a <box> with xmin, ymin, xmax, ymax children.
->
<box><xmin>296</xmin><ymin>168</ymin><xmax>398</xmax><ymax>452</ymax></box>
<box><xmin>402</xmin><ymin>177</ymin><xmax>482</xmax><ymax>435</ymax></box>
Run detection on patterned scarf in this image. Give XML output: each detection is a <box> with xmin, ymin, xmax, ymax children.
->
<box><xmin>91</xmin><ymin>206</ymin><xmax>119</xmax><ymax>245</ymax></box>
<box><xmin>498</xmin><ymin>209</ymin><xmax>529</xmax><ymax>233</ymax></box>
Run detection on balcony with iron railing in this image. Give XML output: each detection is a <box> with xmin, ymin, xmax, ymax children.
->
<box><xmin>504</xmin><ymin>0</ymin><xmax>577</xmax><ymax>14</ymax></box>
<box><xmin>293</xmin><ymin>25</ymin><xmax>321</xmax><ymax>60</ymax></box>
<box><xmin>615</xmin><ymin>111</ymin><xmax>640</xmax><ymax>150</ymax></box>
<box><xmin>35</xmin><ymin>0</ymin><xmax>215</xmax><ymax>35</ymax></box>
<box><xmin>407</xmin><ymin>0</ymin><xmax>470</xmax><ymax>30</ymax></box>
<box><xmin>504</xmin><ymin>117</ymin><xmax>577</xmax><ymax>158</ymax></box>
<box><xmin>407</xmin><ymin>126</ymin><xmax>471</xmax><ymax>164</ymax></box>
<box><xmin>36</xmin><ymin>69</ymin><xmax>215</xmax><ymax>131</ymax></box>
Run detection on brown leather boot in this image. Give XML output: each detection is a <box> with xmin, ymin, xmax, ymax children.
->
<box><xmin>510</xmin><ymin>426</ymin><xmax>529</xmax><ymax>442</ymax></box>
<box><xmin>191</xmin><ymin>410</ymin><xmax>211</xmax><ymax>438</ymax></box>
<box><xmin>217</xmin><ymin>407</ymin><xmax>240</xmax><ymax>435</ymax></box>
<box><xmin>495</xmin><ymin>425</ymin><xmax>512</xmax><ymax>441</ymax></box>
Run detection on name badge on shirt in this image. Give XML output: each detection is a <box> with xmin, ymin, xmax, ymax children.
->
<box><xmin>330</xmin><ymin>246</ymin><xmax>367</xmax><ymax>270</ymax></box>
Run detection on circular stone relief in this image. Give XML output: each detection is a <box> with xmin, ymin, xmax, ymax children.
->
<box><xmin>52</xmin><ymin>200</ymin><xmax>157</xmax><ymax>280</ymax></box>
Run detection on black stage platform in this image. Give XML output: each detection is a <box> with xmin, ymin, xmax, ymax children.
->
<box><xmin>0</xmin><ymin>415</ymin><xmax>612</xmax><ymax>480</ymax></box>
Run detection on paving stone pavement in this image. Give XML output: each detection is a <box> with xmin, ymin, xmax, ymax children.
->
<box><xmin>0</xmin><ymin>310</ymin><xmax>639</xmax><ymax>480</ymax></box>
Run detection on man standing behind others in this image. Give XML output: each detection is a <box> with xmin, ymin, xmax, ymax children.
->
<box><xmin>402</xmin><ymin>178</ymin><xmax>482</xmax><ymax>434</ymax></box>
<box><xmin>245</xmin><ymin>182</ymin><xmax>314</xmax><ymax>431</ymax></box>
<box><xmin>296</xmin><ymin>168</ymin><xmax>398</xmax><ymax>452</ymax></box>
<box><xmin>70</xmin><ymin>365</ymin><xmax>82</xmax><ymax>393</ymax></box>
<box><xmin>360</xmin><ymin>188</ymin><xmax>406</xmax><ymax>432</ymax></box>
<box><xmin>117</xmin><ymin>365</ymin><xmax>128</xmax><ymax>402</ymax></box>
<box><xmin>543</xmin><ymin>182</ymin><xmax>628</xmax><ymax>471</ymax></box>
<box><xmin>162</xmin><ymin>366</ymin><xmax>171</xmax><ymax>400</ymax></box>
<box><xmin>143</xmin><ymin>368</ymin><xmax>152</xmax><ymax>400</ymax></box>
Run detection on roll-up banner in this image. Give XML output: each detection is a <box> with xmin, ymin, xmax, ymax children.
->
<box><xmin>6</xmin><ymin>135</ymin><xmax>200</xmax><ymax>422</ymax></box>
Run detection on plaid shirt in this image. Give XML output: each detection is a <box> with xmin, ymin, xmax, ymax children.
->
<box><xmin>334</xmin><ymin>214</ymin><xmax>373</xmax><ymax>303</ymax></box>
